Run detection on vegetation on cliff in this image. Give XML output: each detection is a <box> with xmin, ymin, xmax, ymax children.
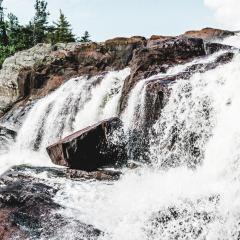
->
<box><xmin>0</xmin><ymin>0</ymin><xmax>91</xmax><ymax>67</ymax></box>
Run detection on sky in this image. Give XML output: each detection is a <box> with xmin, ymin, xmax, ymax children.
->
<box><xmin>3</xmin><ymin>0</ymin><xmax>240</xmax><ymax>42</ymax></box>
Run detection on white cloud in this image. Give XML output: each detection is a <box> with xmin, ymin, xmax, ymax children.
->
<box><xmin>204</xmin><ymin>0</ymin><xmax>240</xmax><ymax>30</ymax></box>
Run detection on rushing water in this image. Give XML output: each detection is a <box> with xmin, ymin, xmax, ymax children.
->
<box><xmin>1</xmin><ymin>36</ymin><xmax>240</xmax><ymax>239</ymax></box>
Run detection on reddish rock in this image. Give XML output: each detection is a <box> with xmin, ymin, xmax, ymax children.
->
<box><xmin>0</xmin><ymin>165</ymin><xmax>103</xmax><ymax>239</ymax></box>
<box><xmin>47</xmin><ymin>117</ymin><xmax>126</xmax><ymax>171</ymax></box>
<box><xmin>119</xmin><ymin>36</ymin><xmax>234</xmax><ymax>112</ymax></box>
<box><xmin>183</xmin><ymin>27</ymin><xmax>235</xmax><ymax>40</ymax></box>
<box><xmin>16</xmin><ymin>37</ymin><xmax>146</xmax><ymax>103</ymax></box>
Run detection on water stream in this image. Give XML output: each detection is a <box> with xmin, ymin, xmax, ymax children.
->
<box><xmin>1</xmin><ymin>36</ymin><xmax>240</xmax><ymax>239</ymax></box>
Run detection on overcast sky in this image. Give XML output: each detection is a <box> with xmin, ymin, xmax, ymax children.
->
<box><xmin>3</xmin><ymin>0</ymin><xmax>240</xmax><ymax>42</ymax></box>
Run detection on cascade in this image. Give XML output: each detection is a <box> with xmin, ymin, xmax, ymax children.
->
<box><xmin>1</xmin><ymin>35</ymin><xmax>240</xmax><ymax>239</ymax></box>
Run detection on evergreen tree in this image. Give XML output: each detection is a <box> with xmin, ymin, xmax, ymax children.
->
<box><xmin>0</xmin><ymin>0</ymin><xmax>8</xmax><ymax>46</ymax></box>
<box><xmin>32</xmin><ymin>0</ymin><xmax>49</xmax><ymax>45</ymax></box>
<box><xmin>6</xmin><ymin>14</ymin><xmax>34</xmax><ymax>50</ymax></box>
<box><xmin>6</xmin><ymin>13</ymin><xmax>20</xmax><ymax>46</ymax></box>
<box><xmin>0</xmin><ymin>0</ymin><xmax>94</xmax><ymax>68</ymax></box>
<box><xmin>80</xmin><ymin>31</ymin><xmax>91</xmax><ymax>43</ymax></box>
<box><xmin>0</xmin><ymin>21</ymin><xmax>8</xmax><ymax>45</ymax></box>
<box><xmin>53</xmin><ymin>10</ymin><xmax>75</xmax><ymax>43</ymax></box>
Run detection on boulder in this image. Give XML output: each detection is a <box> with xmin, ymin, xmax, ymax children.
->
<box><xmin>47</xmin><ymin>117</ymin><xmax>126</xmax><ymax>171</ymax></box>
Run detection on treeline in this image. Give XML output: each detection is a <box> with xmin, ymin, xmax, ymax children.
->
<box><xmin>0</xmin><ymin>0</ymin><xmax>91</xmax><ymax>67</ymax></box>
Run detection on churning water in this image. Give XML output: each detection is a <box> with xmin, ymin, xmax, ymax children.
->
<box><xmin>1</xmin><ymin>36</ymin><xmax>240</xmax><ymax>239</ymax></box>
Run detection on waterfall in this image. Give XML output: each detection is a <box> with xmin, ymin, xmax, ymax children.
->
<box><xmin>0</xmin><ymin>68</ymin><xmax>130</xmax><ymax>174</ymax></box>
<box><xmin>15</xmin><ymin>68</ymin><xmax>130</xmax><ymax>151</ymax></box>
<box><xmin>1</xmin><ymin>34</ymin><xmax>240</xmax><ymax>239</ymax></box>
<box><xmin>50</xmin><ymin>51</ymin><xmax>240</xmax><ymax>240</ymax></box>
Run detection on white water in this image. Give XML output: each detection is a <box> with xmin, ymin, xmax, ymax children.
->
<box><xmin>0</xmin><ymin>68</ymin><xmax>130</xmax><ymax>174</ymax></box>
<box><xmin>1</xmin><ymin>36</ymin><xmax>240</xmax><ymax>239</ymax></box>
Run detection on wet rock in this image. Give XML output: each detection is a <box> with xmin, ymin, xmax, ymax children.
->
<box><xmin>124</xmin><ymin>50</ymin><xmax>235</xmax><ymax>161</ymax></box>
<box><xmin>66</xmin><ymin>169</ymin><xmax>121</xmax><ymax>181</ymax></box>
<box><xmin>0</xmin><ymin>126</ymin><xmax>17</xmax><ymax>153</ymax></box>
<box><xmin>0</xmin><ymin>37</ymin><xmax>145</xmax><ymax>117</ymax></box>
<box><xmin>142</xmin><ymin>51</ymin><xmax>235</xmax><ymax>123</ymax></box>
<box><xmin>0</xmin><ymin>29</ymin><xmax>236</xmax><ymax>119</ymax></box>
<box><xmin>119</xmin><ymin>36</ymin><xmax>235</xmax><ymax>112</ymax></box>
<box><xmin>145</xmin><ymin>196</ymin><xmax>219</xmax><ymax>240</ymax></box>
<box><xmin>47</xmin><ymin>117</ymin><xmax>127</xmax><ymax>171</ymax></box>
<box><xmin>0</xmin><ymin>165</ymin><xmax>107</xmax><ymax>239</ymax></box>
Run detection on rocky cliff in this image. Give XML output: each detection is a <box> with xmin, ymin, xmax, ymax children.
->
<box><xmin>0</xmin><ymin>27</ymin><xmax>235</xmax><ymax>118</ymax></box>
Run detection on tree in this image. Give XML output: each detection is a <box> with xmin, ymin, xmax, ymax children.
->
<box><xmin>80</xmin><ymin>31</ymin><xmax>91</xmax><ymax>43</ymax></box>
<box><xmin>32</xmin><ymin>0</ymin><xmax>49</xmax><ymax>45</ymax></box>
<box><xmin>6</xmin><ymin>14</ymin><xmax>34</xmax><ymax>50</ymax></box>
<box><xmin>0</xmin><ymin>0</ymin><xmax>8</xmax><ymax>46</ymax></box>
<box><xmin>0</xmin><ymin>45</ymin><xmax>15</xmax><ymax>66</ymax></box>
<box><xmin>52</xmin><ymin>10</ymin><xmax>75</xmax><ymax>43</ymax></box>
<box><xmin>0</xmin><ymin>21</ymin><xmax>8</xmax><ymax>45</ymax></box>
<box><xmin>6</xmin><ymin>13</ymin><xmax>20</xmax><ymax>46</ymax></box>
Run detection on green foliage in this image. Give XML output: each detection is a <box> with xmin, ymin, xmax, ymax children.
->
<box><xmin>6</xmin><ymin>13</ymin><xmax>34</xmax><ymax>50</ymax></box>
<box><xmin>0</xmin><ymin>21</ymin><xmax>8</xmax><ymax>46</ymax></box>
<box><xmin>32</xmin><ymin>0</ymin><xmax>49</xmax><ymax>44</ymax></box>
<box><xmin>0</xmin><ymin>0</ymin><xmax>91</xmax><ymax>68</ymax></box>
<box><xmin>52</xmin><ymin>10</ymin><xmax>75</xmax><ymax>43</ymax></box>
<box><xmin>0</xmin><ymin>45</ymin><xmax>16</xmax><ymax>66</ymax></box>
<box><xmin>80</xmin><ymin>31</ymin><xmax>91</xmax><ymax>43</ymax></box>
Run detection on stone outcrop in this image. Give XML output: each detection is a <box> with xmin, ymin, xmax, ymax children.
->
<box><xmin>124</xmin><ymin>50</ymin><xmax>235</xmax><ymax>161</ymax></box>
<box><xmin>182</xmin><ymin>27</ymin><xmax>236</xmax><ymax>40</ymax></box>
<box><xmin>0</xmin><ymin>44</ymin><xmax>53</xmax><ymax>116</ymax></box>
<box><xmin>0</xmin><ymin>166</ymin><xmax>106</xmax><ymax>240</ymax></box>
<box><xmin>0</xmin><ymin>37</ymin><xmax>146</xmax><ymax>117</ymax></box>
<box><xmin>119</xmin><ymin>36</ymin><xmax>234</xmax><ymax>112</ymax></box>
<box><xmin>0</xmin><ymin>28</ymin><xmax>236</xmax><ymax>118</ymax></box>
<box><xmin>47</xmin><ymin>117</ymin><xmax>126</xmax><ymax>171</ymax></box>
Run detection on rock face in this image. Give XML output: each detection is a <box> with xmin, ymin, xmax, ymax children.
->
<box><xmin>0</xmin><ymin>28</ymin><xmax>236</xmax><ymax>118</ymax></box>
<box><xmin>123</xmin><ymin>49</ymin><xmax>235</xmax><ymax>161</ymax></box>
<box><xmin>0</xmin><ymin>165</ymin><xmax>107</xmax><ymax>239</ymax></box>
<box><xmin>0</xmin><ymin>44</ymin><xmax>53</xmax><ymax>116</ymax></box>
<box><xmin>119</xmin><ymin>36</ymin><xmax>234</xmax><ymax>112</ymax></box>
<box><xmin>182</xmin><ymin>27</ymin><xmax>236</xmax><ymax>40</ymax></box>
<box><xmin>47</xmin><ymin>117</ymin><xmax>126</xmax><ymax>171</ymax></box>
<box><xmin>0</xmin><ymin>37</ymin><xmax>146</xmax><ymax>117</ymax></box>
<box><xmin>0</xmin><ymin>126</ymin><xmax>17</xmax><ymax>153</ymax></box>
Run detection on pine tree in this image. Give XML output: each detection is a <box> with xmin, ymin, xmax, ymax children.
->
<box><xmin>32</xmin><ymin>0</ymin><xmax>49</xmax><ymax>45</ymax></box>
<box><xmin>0</xmin><ymin>21</ymin><xmax>8</xmax><ymax>45</ymax></box>
<box><xmin>80</xmin><ymin>31</ymin><xmax>91</xmax><ymax>43</ymax></box>
<box><xmin>6</xmin><ymin>14</ymin><xmax>34</xmax><ymax>50</ymax></box>
<box><xmin>6</xmin><ymin>13</ymin><xmax>20</xmax><ymax>46</ymax></box>
<box><xmin>0</xmin><ymin>0</ymin><xmax>8</xmax><ymax>46</ymax></box>
<box><xmin>53</xmin><ymin>10</ymin><xmax>75</xmax><ymax>43</ymax></box>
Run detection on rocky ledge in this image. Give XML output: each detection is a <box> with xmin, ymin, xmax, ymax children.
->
<box><xmin>0</xmin><ymin>165</ymin><xmax>122</xmax><ymax>239</ymax></box>
<box><xmin>0</xmin><ymin>27</ymin><xmax>236</xmax><ymax>118</ymax></box>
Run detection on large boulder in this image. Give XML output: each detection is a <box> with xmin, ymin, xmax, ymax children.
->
<box><xmin>47</xmin><ymin>117</ymin><xmax>126</xmax><ymax>171</ymax></box>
